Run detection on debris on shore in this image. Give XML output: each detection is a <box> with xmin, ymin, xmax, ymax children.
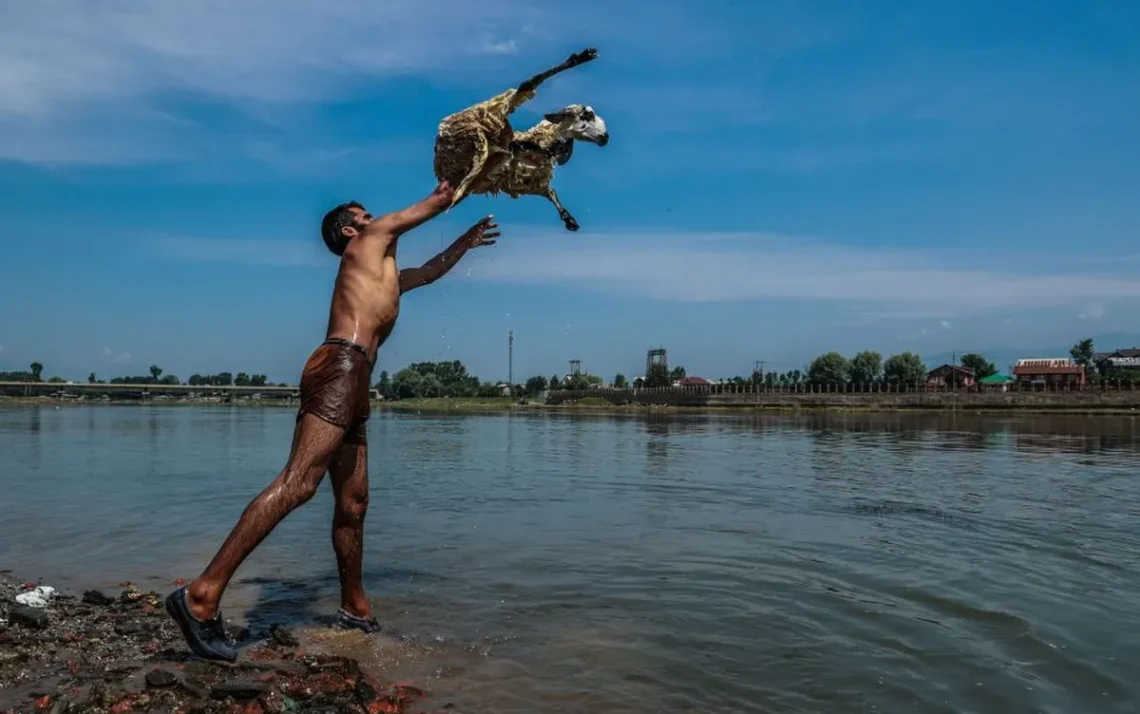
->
<box><xmin>0</xmin><ymin>574</ymin><xmax>445</xmax><ymax>714</ymax></box>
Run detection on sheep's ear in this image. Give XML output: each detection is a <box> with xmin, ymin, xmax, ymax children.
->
<box><xmin>544</xmin><ymin>110</ymin><xmax>573</xmax><ymax>123</ymax></box>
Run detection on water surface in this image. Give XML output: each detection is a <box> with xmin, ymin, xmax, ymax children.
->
<box><xmin>2</xmin><ymin>406</ymin><xmax>1138</xmax><ymax>713</ymax></box>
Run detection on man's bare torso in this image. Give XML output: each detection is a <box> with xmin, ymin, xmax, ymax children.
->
<box><xmin>324</xmin><ymin>228</ymin><xmax>400</xmax><ymax>361</ymax></box>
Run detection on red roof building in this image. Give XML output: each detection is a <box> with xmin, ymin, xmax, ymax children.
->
<box><xmin>1012</xmin><ymin>358</ymin><xmax>1085</xmax><ymax>386</ymax></box>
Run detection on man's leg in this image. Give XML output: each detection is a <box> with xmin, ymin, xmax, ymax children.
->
<box><xmin>329</xmin><ymin>434</ymin><xmax>371</xmax><ymax>622</ymax></box>
<box><xmin>186</xmin><ymin>413</ymin><xmax>345</xmax><ymax>620</ymax></box>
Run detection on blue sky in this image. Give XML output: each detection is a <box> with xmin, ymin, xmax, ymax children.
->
<box><xmin>2</xmin><ymin>0</ymin><xmax>1139</xmax><ymax>383</ymax></box>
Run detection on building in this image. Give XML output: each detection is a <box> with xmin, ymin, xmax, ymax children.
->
<box><xmin>926</xmin><ymin>364</ymin><xmax>976</xmax><ymax>388</ymax></box>
<box><xmin>978</xmin><ymin>374</ymin><xmax>1014</xmax><ymax>392</ymax></box>
<box><xmin>677</xmin><ymin>376</ymin><xmax>713</xmax><ymax>388</ymax></box>
<box><xmin>1012</xmin><ymin>358</ymin><xmax>1085</xmax><ymax>387</ymax></box>
<box><xmin>1095</xmin><ymin>348</ymin><xmax>1140</xmax><ymax>377</ymax></box>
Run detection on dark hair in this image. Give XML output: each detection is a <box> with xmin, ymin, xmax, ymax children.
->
<box><xmin>320</xmin><ymin>201</ymin><xmax>364</xmax><ymax>256</ymax></box>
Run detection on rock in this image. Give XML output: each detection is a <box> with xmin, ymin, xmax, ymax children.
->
<box><xmin>113</xmin><ymin>618</ymin><xmax>144</xmax><ymax>636</ymax></box>
<box><xmin>81</xmin><ymin>589</ymin><xmax>116</xmax><ymax>606</ymax></box>
<box><xmin>10</xmin><ymin>604</ymin><xmax>49</xmax><ymax>629</ymax></box>
<box><xmin>145</xmin><ymin>667</ymin><xmax>179</xmax><ymax>688</ymax></box>
<box><xmin>210</xmin><ymin>679</ymin><xmax>270</xmax><ymax>700</ymax></box>
<box><xmin>269</xmin><ymin>624</ymin><xmax>298</xmax><ymax>648</ymax></box>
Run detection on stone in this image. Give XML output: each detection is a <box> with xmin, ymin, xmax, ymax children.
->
<box><xmin>112</xmin><ymin>618</ymin><xmax>144</xmax><ymax>636</ymax></box>
<box><xmin>10</xmin><ymin>604</ymin><xmax>49</xmax><ymax>629</ymax></box>
<box><xmin>145</xmin><ymin>667</ymin><xmax>179</xmax><ymax>688</ymax></box>
<box><xmin>269</xmin><ymin>624</ymin><xmax>298</xmax><ymax>648</ymax></box>
<box><xmin>210</xmin><ymin>679</ymin><xmax>270</xmax><ymax>700</ymax></box>
<box><xmin>81</xmin><ymin>590</ymin><xmax>116</xmax><ymax>606</ymax></box>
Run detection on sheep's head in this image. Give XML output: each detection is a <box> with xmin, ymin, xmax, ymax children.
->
<box><xmin>543</xmin><ymin>105</ymin><xmax>608</xmax><ymax>147</ymax></box>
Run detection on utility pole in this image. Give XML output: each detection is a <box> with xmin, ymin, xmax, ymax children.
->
<box><xmin>754</xmin><ymin>360</ymin><xmax>765</xmax><ymax>378</ymax></box>
<box><xmin>508</xmin><ymin>330</ymin><xmax>514</xmax><ymax>397</ymax></box>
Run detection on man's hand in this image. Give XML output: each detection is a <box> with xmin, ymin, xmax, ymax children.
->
<box><xmin>425</xmin><ymin>180</ymin><xmax>456</xmax><ymax>212</ymax></box>
<box><xmin>372</xmin><ymin>180</ymin><xmax>456</xmax><ymax>238</ymax></box>
<box><xmin>461</xmin><ymin>215</ymin><xmax>500</xmax><ymax>248</ymax></box>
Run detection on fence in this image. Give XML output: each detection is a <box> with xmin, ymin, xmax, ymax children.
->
<box><xmin>545</xmin><ymin>382</ymin><xmax>1140</xmax><ymax>410</ymax></box>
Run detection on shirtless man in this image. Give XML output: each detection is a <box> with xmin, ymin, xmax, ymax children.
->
<box><xmin>165</xmin><ymin>180</ymin><xmax>500</xmax><ymax>662</ymax></box>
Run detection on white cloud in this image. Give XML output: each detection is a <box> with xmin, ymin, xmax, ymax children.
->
<box><xmin>0</xmin><ymin>1</ymin><xmax>535</xmax><ymax>118</ymax></box>
<box><xmin>940</xmin><ymin>320</ymin><xmax>952</xmax><ymax>330</ymax></box>
<box><xmin>0</xmin><ymin>0</ymin><xmax>542</xmax><ymax>164</ymax></box>
<box><xmin>1078</xmin><ymin>303</ymin><xmax>1106</xmax><ymax>321</ymax></box>
<box><xmin>156</xmin><ymin>227</ymin><xmax>1140</xmax><ymax>318</ymax></box>
<box><xmin>461</xmin><ymin>229</ymin><xmax>1140</xmax><ymax>313</ymax></box>
<box><xmin>101</xmin><ymin>346</ymin><xmax>133</xmax><ymax>364</ymax></box>
<box><xmin>153</xmin><ymin>235</ymin><xmax>330</xmax><ymax>267</ymax></box>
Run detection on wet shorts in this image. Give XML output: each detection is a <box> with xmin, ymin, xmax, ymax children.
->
<box><xmin>297</xmin><ymin>338</ymin><xmax>375</xmax><ymax>443</ymax></box>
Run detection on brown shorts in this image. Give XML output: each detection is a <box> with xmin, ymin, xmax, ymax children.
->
<box><xmin>297</xmin><ymin>338</ymin><xmax>374</xmax><ymax>444</ymax></box>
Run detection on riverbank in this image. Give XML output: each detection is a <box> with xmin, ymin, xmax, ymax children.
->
<box><xmin>0</xmin><ymin>575</ymin><xmax>443</xmax><ymax>714</ymax></box>
<box><xmin>3</xmin><ymin>392</ymin><xmax>1140</xmax><ymax>414</ymax></box>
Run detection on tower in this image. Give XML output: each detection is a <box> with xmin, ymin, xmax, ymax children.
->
<box><xmin>646</xmin><ymin>347</ymin><xmax>667</xmax><ymax>377</ymax></box>
<box><xmin>569</xmin><ymin>359</ymin><xmax>582</xmax><ymax>377</ymax></box>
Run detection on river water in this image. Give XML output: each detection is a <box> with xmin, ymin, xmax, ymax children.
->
<box><xmin>2</xmin><ymin>405</ymin><xmax>1137</xmax><ymax>713</ymax></box>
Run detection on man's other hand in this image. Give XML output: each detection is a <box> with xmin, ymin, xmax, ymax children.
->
<box><xmin>462</xmin><ymin>215</ymin><xmax>500</xmax><ymax>248</ymax></box>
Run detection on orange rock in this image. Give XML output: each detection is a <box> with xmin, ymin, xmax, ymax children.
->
<box><xmin>33</xmin><ymin>696</ymin><xmax>52</xmax><ymax>711</ymax></box>
<box><xmin>110</xmin><ymin>696</ymin><xmax>135</xmax><ymax>713</ymax></box>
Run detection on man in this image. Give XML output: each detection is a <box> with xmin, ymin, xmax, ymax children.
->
<box><xmin>165</xmin><ymin>180</ymin><xmax>500</xmax><ymax>662</ymax></box>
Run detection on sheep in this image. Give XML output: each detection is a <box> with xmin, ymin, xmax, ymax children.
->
<box><xmin>433</xmin><ymin>47</ymin><xmax>608</xmax><ymax>231</ymax></box>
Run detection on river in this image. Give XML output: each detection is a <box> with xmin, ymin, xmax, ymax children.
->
<box><xmin>1</xmin><ymin>405</ymin><xmax>1137</xmax><ymax>712</ymax></box>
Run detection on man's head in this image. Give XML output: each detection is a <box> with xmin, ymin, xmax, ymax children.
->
<box><xmin>320</xmin><ymin>201</ymin><xmax>372</xmax><ymax>256</ymax></box>
<box><xmin>544</xmin><ymin>104</ymin><xmax>609</xmax><ymax>146</ymax></box>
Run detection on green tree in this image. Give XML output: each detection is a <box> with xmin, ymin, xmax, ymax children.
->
<box><xmin>160</xmin><ymin>374</ymin><xmax>180</xmax><ymax>385</ymax></box>
<box><xmin>1070</xmin><ymin>338</ymin><xmax>1095</xmax><ymax>368</ymax></box>
<box><xmin>613</xmin><ymin>373</ymin><xmax>627</xmax><ymax>388</ymax></box>
<box><xmin>149</xmin><ymin>365</ymin><xmax>163</xmax><ymax>383</ymax></box>
<box><xmin>883</xmin><ymin>352</ymin><xmax>927</xmax><ymax>386</ymax></box>
<box><xmin>234</xmin><ymin>372</ymin><xmax>251</xmax><ymax>387</ymax></box>
<box><xmin>30</xmin><ymin>362</ymin><xmax>43</xmax><ymax>381</ymax></box>
<box><xmin>374</xmin><ymin>370</ymin><xmax>394</xmax><ymax>399</ymax></box>
<box><xmin>88</xmin><ymin>372</ymin><xmax>97</xmax><ymax>384</ymax></box>
<box><xmin>565</xmin><ymin>373</ymin><xmax>592</xmax><ymax>390</ymax></box>
<box><xmin>808</xmin><ymin>352</ymin><xmax>850</xmax><ymax>385</ymax></box>
<box><xmin>525</xmin><ymin>375</ymin><xmax>548</xmax><ymax>394</ymax></box>
<box><xmin>670</xmin><ymin>365</ymin><xmax>687</xmax><ymax>381</ymax></box>
<box><xmin>47</xmin><ymin>376</ymin><xmax>66</xmax><ymax>383</ymax></box>
<box><xmin>250</xmin><ymin>374</ymin><xmax>268</xmax><ymax>387</ymax></box>
<box><xmin>960</xmin><ymin>353</ymin><xmax>996</xmax><ymax>380</ymax></box>
<box><xmin>550</xmin><ymin>374</ymin><xmax>562</xmax><ymax>390</ymax></box>
<box><xmin>764</xmin><ymin>371</ymin><xmax>778</xmax><ymax>387</ymax></box>
<box><xmin>849</xmin><ymin>350</ymin><xmax>882</xmax><ymax>385</ymax></box>
<box><xmin>645</xmin><ymin>363</ymin><xmax>670</xmax><ymax>388</ymax></box>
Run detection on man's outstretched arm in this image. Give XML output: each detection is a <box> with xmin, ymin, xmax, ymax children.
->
<box><xmin>400</xmin><ymin>216</ymin><xmax>499</xmax><ymax>294</ymax></box>
<box><xmin>370</xmin><ymin>181</ymin><xmax>456</xmax><ymax>238</ymax></box>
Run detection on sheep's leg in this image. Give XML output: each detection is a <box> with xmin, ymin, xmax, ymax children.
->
<box><xmin>544</xmin><ymin>186</ymin><xmax>579</xmax><ymax>232</ymax></box>
<box><xmin>511</xmin><ymin>48</ymin><xmax>598</xmax><ymax>109</ymax></box>
<box><xmin>451</xmin><ymin>136</ymin><xmax>493</xmax><ymax>206</ymax></box>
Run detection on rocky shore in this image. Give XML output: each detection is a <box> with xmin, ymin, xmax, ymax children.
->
<box><xmin>0</xmin><ymin>575</ymin><xmax>444</xmax><ymax>714</ymax></box>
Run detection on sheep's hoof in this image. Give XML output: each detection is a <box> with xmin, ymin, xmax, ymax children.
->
<box><xmin>563</xmin><ymin>216</ymin><xmax>580</xmax><ymax>231</ymax></box>
<box><xmin>569</xmin><ymin>48</ymin><xmax>598</xmax><ymax>66</ymax></box>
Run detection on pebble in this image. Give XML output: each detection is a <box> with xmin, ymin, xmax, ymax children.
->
<box><xmin>81</xmin><ymin>589</ymin><xmax>116</xmax><ymax>606</ymax></box>
<box><xmin>9</xmin><ymin>605</ymin><xmax>48</xmax><ymax>629</ymax></box>
<box><xmin>144</xmin><ymin>667</ymin><xmax>179</xmax><ymax>688</ymax></box>
<box><xmin>0</xmin><ymin>573</ymin><xmax>439</xmax><ymax>714</ymax></box>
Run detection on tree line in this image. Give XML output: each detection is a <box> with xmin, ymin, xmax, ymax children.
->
<box><xmin>4</xmin><ymin>337</ymin><xmax>1135</xmax><ymax>398</ymax></box>
<box><xmin>0</xmin><ymin>363</ymin><xmax>280</xmax><ymax>387</ymax></box>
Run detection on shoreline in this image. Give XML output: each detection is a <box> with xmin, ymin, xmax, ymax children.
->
<box><xmin>0</xmin><ymin>574</ymin><xmax>441</xmax><ymax>714</ymax></box>
<box><xmin>2</xmin><ymin>395</ymin><xmax>1138</xmax><ymax>416</ymax></box>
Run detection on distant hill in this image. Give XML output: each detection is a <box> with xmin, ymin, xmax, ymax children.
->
<box><xmin>922</xmin><ymin>333</ymin><xmax>1140</xmax><ymax>374</ymax></box>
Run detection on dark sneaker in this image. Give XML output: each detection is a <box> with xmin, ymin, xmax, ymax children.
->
<box><xmin>336</xmin><ymin>608</ymin><xmax>381</xmax><ymax>634</ymax></box>
<box><xmin>164</xmin><ymin>587</ymin><xmax>238</xmax><ymax>662</ymax></box>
